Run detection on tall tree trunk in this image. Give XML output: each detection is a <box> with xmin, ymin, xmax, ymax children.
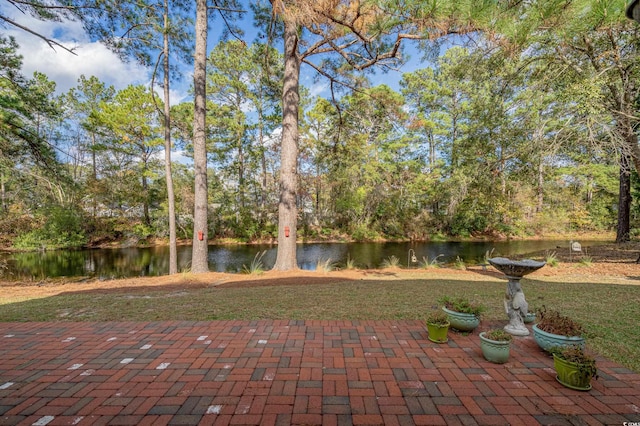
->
<box><xmin>272</xmin><ymin>20</ymin><xmax>300</xmax><ymax>271</ymax></box>
<box><xmin>191</xmin><ymin>0</ymin><xmax>209</xmax><ymax>273</ymax></box>
<box><xmin>259</xmin><ymin>118</ymin><xmax>267</xmax><ymax>223</ymax></box>
<box><xmin>315</xmin><ymin>162</ymin><xmax>321</xmax><ymax>221</ymax></box>
<box><xmin>91</xmin><ymin>132</ymin><xmax>97</xmax><ymax>180</ymax></box>
<box><xmin>142</xmin><ymin>169</ymin><xmax>150</xmax><ymax>225</ymax></box>
<box><xmin>91</xmin><ymin>132</ymin><xmax>97</xmax><ymax>217</ymax></box>
<box><xmin>618</xmin><ymin>121</ymin><xmax>638</xmax><ymax>245</ymax></box>
<box><xmin>428</xmin><ymin>132</ymin><xmax>435</xmax><ymax>172</ymax></box>
<box><xmin>0</xmin><ymin>171</ymin><xmax>6</xmax><ymax>212</ymax></box>
<box><xmin>163</xmin><ymin>0</ymin><xmax>177</xmax><ymax>275</ymax></box>
<box><xmin>616</xmin><ymin>153</ymin><xmax>631</xmax><ymax>243</ymax></box>
<box><xmin>237</xmin><ymin>121</ymin><xmax>245</xmax><ymax>211</ymax></box>
<box><xmin>536</xmin><ymin>160</ymin><xmax>544</xmax><ymax>213</ymax></box>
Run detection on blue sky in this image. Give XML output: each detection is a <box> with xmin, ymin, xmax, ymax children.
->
<box><xmin>2</xmin><ymin>1</ymin><xmax>434</xmax><ymax>102</ymax></box>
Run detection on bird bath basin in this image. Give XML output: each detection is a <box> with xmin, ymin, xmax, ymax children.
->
<box><xmin>488</xmin><ymin>257</ymin><xmax>546</xmax><ymax>336</ymax></box>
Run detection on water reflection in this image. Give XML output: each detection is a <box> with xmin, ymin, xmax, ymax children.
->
<box><xmin>0</xmin><ymin>240</ymin><xmax>607</xmax><ymax>281</ymax></box>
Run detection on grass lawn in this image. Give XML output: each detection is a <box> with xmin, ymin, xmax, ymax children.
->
<box><xmin>1</xmin><ymin>272</ymin><xmax>639</xmax><ymax>372</ymax></box>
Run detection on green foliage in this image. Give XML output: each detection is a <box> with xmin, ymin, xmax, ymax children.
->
<box><xmin>2</xmin><ymin>2</ymin><xmax>635</xmax><ymax>248</ymax></box>
<box><xmin>545</xmin><ymin>251</ymin><xmax>559</xmax><ymax>267</ymax></box>
<box><xmin>579</xmin><ymin>255</ymin><xmax>593</xmax><ymax>267</ymax></box>
<box><xmin>13</xmin><ymin>206</ymin><xmax>87</xmax><ymax>250</ymax></box>
<box><xmin>381</xmin><ymin>255</ymin><xmax>401</xmax><ymax>269</ymax></box>
<box><xmin>426</xmin><ymin>310</ymin><xmax>450</xmax><ymax>326</ymax></box>
<box><xmin>419</xmin><ymin>255</ymin><xmax>443</xmax><ymax>269</ymax></box>
<box><xmin>344</xmin><ymin>254</ymin><xmax>357</xmax><ymax>270</ymax></box>
<box><xmin>0</xmin><ymin>207</ymin><xmax>34</xmax><ymax>247</ymax></box>
<box><xmin>351</xmin><ymin>223</ymin><xmax>382</xmax><ymax>242</ymax></box>
<box><xmin>0</xmin><ymin>37</ymin><xmax>60</xmax><ymax>172</ymax></box>
<box><xmin>551</xmin><ymin>345</ymin><xmax>598</xmax><ymax>380</ymax></box>
<box><xmin>242</xmin><ymin>251</ymin><xmax>267</xmax><ymax>275</ymax></box>
<box><xmin>483</xmin><ymin>329</ymin><xmax>512</xmax><ymax>342</ymax></box>
<box><xmin>131</xmin><ymin>223</ymin><xmax>154</xmax><ymax>240</ymax></box>
<box><xmin>536</xmin><ymin>306</ymin><xmax>585</xmax><ymax>337</ymax></box>
<box><xmin>440</xmin><ymin>296</ymin><xmax>485</xmax><ymax>316</ymax></box>
<box><xmin>453</xmin><ymin>256</ymin><xmax>466</xmax><ymax>270</ymax></box>
<box><xmin>316</xmin><ymin>258</ymin><xmax>337</xmax><ymax>273</ymax></box>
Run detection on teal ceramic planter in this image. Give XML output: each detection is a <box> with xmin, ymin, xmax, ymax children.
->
<box><xmin>442</xmin><ymin>307</ymin><xmax>480</xmax><ymax>332</ymax></box>
<box><xmin>532</xmin><ymin>324</ymin><xmax>585</xmax><ymax>353</ymax></box>
<box><xmin>479</xmin><ymin>332</ymin><xmax>511</xmax><ymax>364</ymax></box>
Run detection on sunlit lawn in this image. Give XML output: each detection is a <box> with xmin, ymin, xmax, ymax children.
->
<box><xmin>1</xmin><ymin>274</ymin><xmax>639</xmax><ymax>372</ymax></box>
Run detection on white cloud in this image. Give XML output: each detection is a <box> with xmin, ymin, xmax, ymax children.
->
<box><xmin>153</xmin><ymin>149</ymin><xmax>192</xmax><ymax>166</ymax></box>
<box><xmin>22</xmin><ymin>40</ymin><xmax>149</xmax><ymax>94</ymax></box>
<box><xmin>307</xmin><ymin>81</ymin><xmax>329</xmax><ymax>98</ymax></box>
<box><xmin>2</xmin><ymin>5</ymin><xmax>149</xmax><ymax>94</ymax></box>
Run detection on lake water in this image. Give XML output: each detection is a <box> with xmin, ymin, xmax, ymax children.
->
<box><xmin>0</xmin><ymin>239</ymin><xmax>607</xmax><ymax>281</ymax></box>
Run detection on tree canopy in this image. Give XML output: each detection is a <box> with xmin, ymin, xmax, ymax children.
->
<box><xmin>0</xmin><ymin>0</ymin><xmax>638</xmax><ymax>270</ymax></box>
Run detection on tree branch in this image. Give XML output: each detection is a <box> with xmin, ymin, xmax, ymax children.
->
<box><xmin>6</xmin><ymin>0</ymin><xmax>99</xmax><ymax>14</ymax></box>
<box><xmin>0</xmin><ymin>14</ymin><xmax>77</xmax><ymax>55</ymax></box>
<box><xmin>150</xmin><ymin>50</ymin><xmax>165</xmax><ymax>118</ymax></box>
<box><xmin>211</xmin><ymin>0</ymin><xmax>245</xmax><ymax>44</ymax></box>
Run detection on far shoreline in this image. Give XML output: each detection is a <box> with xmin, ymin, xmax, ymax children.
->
<box><xmin>86</xmin><ymin>231</ymin><xmax>618</xmax><ymax>250</ymax></box>
<box><xmin>0</xmin><ymin>231</ymin><xmax>618</xmax><ymax>253</ymax></box>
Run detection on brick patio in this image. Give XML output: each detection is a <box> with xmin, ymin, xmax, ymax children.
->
<box><xmin>0</xmin><ymin>320</ymin><xmax>639</xmax><ymax>425</ymax></box>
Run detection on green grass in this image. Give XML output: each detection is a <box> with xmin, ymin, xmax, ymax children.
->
<box><xmin>1</xmin><ymin>276</ymin><xmax>639</xmax><ymax>372</ymax></box>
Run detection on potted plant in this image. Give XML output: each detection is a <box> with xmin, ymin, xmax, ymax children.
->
<box><xmin>532</xmin><ymin>306</ymin><xmax>585</xmax><ymax>352</ymax></box>
<box><xmin>479</xmin><ymin>329</ymin><xmax>513</xmax><ymax>364</ymax></box>
<box><xmin>551</xmin><ymin>345</ymin><xmax>598</xmax><ymax>391</ymax></box>
<box><xmin>440</xmin><ymin>296</ymin><xmax>485</xmax><ymax>332</ymax></box>
<box><xmin>426</xmin><ymin>310</ymin><xmax>450</xmax><ymax>343</ymax></box>
<box><xmin>524</xmin><ymin>306</ymin><xmax>537</xmax><ymax>324</ymax></box>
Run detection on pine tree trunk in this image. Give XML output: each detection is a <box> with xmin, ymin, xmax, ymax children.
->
<box><xmin>0</xmin><ymin>172</ymin><xmax>6</xmax><ymax>212</ymax></box>
<box><xmin>536</xmin><ymin>160</ymin><xmax>544</xmax><ymax>213</ymax></box>
<box><xmin>163</xmin><ymin>0</ymin><xmax>177</xmax><ymax>275</ymax></box>
<box><xmin>616</xmin><ymin>153</ymin><xmax>631</xmax><ymax>243</ymax></box>
<box><xmin>143</xmin><ymin>173</ymin><xmax>150</xmax><ymax>226</ymax></box>
<box><xmin>91</xmin><ymin>132</ymin><xmax>97</xmax><ymax>217</ymax></box>
<box><xmin>259</xmin><ymin>120</ymin><xmax>267</xmax><ymax>222</ymax></box>
<box><xmin>272</xmin><ymin>19</ymin><xmax>300</xmax><ymax>271</ymax></box>
<box><xmin>190</xmin><ymin>0</ymin><xmax>209</xmax><ymax>273</ymax></box>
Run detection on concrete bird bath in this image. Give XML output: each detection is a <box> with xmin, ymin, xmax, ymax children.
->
<box><xmin>488</xmin><ymin>257</ymin><xmax>546</xmax><ymax>336</ymax></box>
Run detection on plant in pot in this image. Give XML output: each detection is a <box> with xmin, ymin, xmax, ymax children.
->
<box><xmin>440</xmin><ymin>296</ymin><xmax>485</xmax><ymax>332</ymax></box>
<box><xmin>533</xmin><ymin>306</ymin><xmax>585</xmax><ymax>352</ymax></box>
<box><xmin>479</xmin><ymin>329</ymin><xmax>513</xmax><ymax>364</ymax></box>
<box><xmin>551</xmin><ymin>345</ymin><xmax>598</xmax><ymax>391</ymax></box>
<box><xmin>523</xmin><ymin>306</ymin><xmax>537</xmax><ymax>324</ymax></box>
<box><xmin>426</xmin><ymin>310</ymin><xmax>450</xmax><ymax>343</ymax></box>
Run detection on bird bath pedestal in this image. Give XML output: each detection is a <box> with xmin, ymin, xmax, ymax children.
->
<box><xmin>488</xmin><ymin>257</ymin><xmax>546</xmax><ymax>336</ymax></box>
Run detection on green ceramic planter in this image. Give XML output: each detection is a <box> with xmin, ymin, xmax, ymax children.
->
<box><xmin>427</xmin><ymin>322</ymin><xmax>449</xmax><ymax>343</ymax></box>
<box><xmin>553</xmin><ymin>353</ymin><xmax>594</xmax><ymax>391</ymax></box>
<box><xmin>479</xmin><ymin>332</ymin><xmax>511</xmax><ymax>364</ymax></box>
<box><xmin>532</xmin><ymin>324</ymin><xmax>585</xmax><ymax>353</ymax></box>
<box><xmin>442</xmin><ymin>307</ymin><xmax>480</xmax><ymax>332</ymax></box>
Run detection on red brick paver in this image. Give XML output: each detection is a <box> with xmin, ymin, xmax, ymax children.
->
<box><xmin>0</xmin><ymin>320</ymin><xmax>639</xmax><ymax>425</ymax></box>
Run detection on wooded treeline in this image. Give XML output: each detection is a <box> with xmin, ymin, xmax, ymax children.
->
<box><xmin>0</xmin><ymin>1</ymin><xmax>638</xmax><ymax>257</ymax></box>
